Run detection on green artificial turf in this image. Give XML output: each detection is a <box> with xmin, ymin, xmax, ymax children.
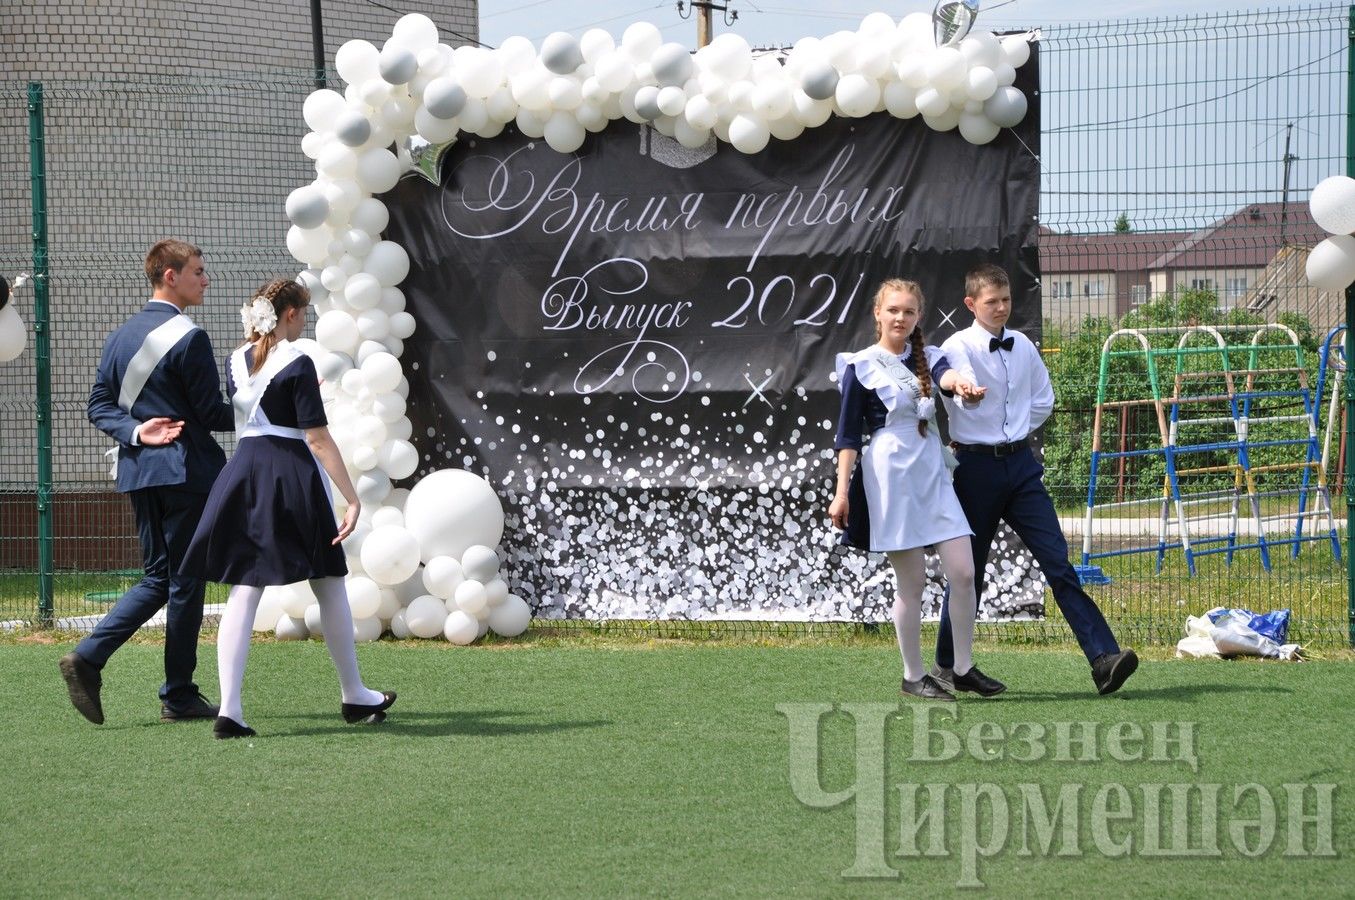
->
<box><xmin>2</xmin><ymin>640</ymin><xmax>1351</xmax><ymax>897</ymax></box>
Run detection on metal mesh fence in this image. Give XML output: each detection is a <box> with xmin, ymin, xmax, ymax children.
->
<box><xmin>0</xmin><ymin>5</ymin><xmax>1350</xmax><ymax>647</ymax></box>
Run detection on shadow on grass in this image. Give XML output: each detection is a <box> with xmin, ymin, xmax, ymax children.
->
<box><xmin>988</xmin><ymin>682</ymin><xmax>1294</xmax><ymax>703</ymax></box>
<box><xmin>273</xmin><ymin>708</ymin><xmax>613</xmax><ymax>739</ymax></box>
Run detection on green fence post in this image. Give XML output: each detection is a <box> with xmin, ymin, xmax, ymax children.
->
<box><xmin>1347</xmin><ymin>8</ymin><xmax>1355</xmax><ymax>648</ymax></box>
<box><xmin>28</xmin><ymin>81</ymin><xmax>53</xmax><ymax>627</ymax></box>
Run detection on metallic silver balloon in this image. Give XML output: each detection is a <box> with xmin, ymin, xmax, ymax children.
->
<box><xmin>799</xmin><ymin>62</ymin><xmax>840</xmax><ymax>102</ymax></box>
<box><xmin>933</xmin><ymin>0</ymin><xmax>980</xmax><ymax>48</ymax></box>
<box><xmin>406</xmin><ymin>135</ymin><xmax>457</xmax><ymax>185</ymax></box>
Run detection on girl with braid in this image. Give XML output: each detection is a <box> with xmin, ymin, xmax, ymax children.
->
<box><xmin>828</xmin><ymin>279</ymin><xmax>1006</xmax><ymax>701</ymax></box>
<box><xmin>182</xmin><ymin>278</ymin><xmax>394</xmax><ymax>738</ymax></box>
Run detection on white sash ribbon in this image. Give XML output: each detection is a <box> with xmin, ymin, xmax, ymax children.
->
<box><xmin>118</xmin><ymin>314</ymin><xmax>198</xmax><ymax>413</ymax></box>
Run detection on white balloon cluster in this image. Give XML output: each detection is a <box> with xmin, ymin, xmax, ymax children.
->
<box><xmin>0</xmin><ymin>274</ymin><xmax>31</xmax><ymax>363</ymax></box>
<box><xmin>1305</xmin><ymin>175</ymin><xmax>1355</xmax><ymax>292</ymax></box>
<box><xmin>252</xmin><ymin>468</ymin><xmax>531</xmax><ymax>643</ymax></box>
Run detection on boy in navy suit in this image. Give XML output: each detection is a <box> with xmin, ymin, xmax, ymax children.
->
<box><xmin>60</xmin><ymin>240</ymin><xmax>235</xmax><ymax>724</ymax></box>
<box><xmin>932</xmin><ymin>264</ymin><xmax>1139</xmax><ymax>695</ymax></box>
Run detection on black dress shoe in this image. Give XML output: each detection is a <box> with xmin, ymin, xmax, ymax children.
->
<box><xmin>1092</xmin><ymin>649</ymin><xmax>1139</xmax><ymax>695</ymax></box>
<box><xmin>951</xmin><ymin>665</ymin><xmax>1007</xmax><ymax>697</ymax></box>
<box><xmin>341</xmin><ymin>691</ymin><xmax>397</xmax><ymax>724</ymax></box>
<box><xmin>162</xmin><ymin>691</ymin><xmax>220</xmax><ymax>722</ymax></box>
<box><xmin>59</xmin><ymin>651</ymin><xmax>104</xmax><ymax>725</ymax></box>
<box><xmin>900</xmin><ymin>674</ymin><xmax>956</xmax><ymax>702</ymax></box>
<box><xmin>213</xmin><ymin>716</ymin><xmax>257</xmax><ymax>740</ymax></box>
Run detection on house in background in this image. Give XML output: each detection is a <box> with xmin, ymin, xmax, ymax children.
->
<box><xmin>1040</xmin><ymin>201</ymin><xmax>1336</xmax><ymax>330</ymax></box>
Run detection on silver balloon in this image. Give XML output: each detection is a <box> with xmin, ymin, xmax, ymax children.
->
<box><xmin>799</xmin><ymin>62</ymin><xmax>840</xmax><ymax>102</ymax></box>
<box><xmin>540</xmin><ymin>32</ymin><xmax>584</xmax><ymax>75</ymax></box>
<box><xmin>651</xmin><ymin>42</ymin><xmax>694</xmax><ymax>87</ymax></box>
<box><xmin>934</xmin><ymin>0</ymin><xmax>980</xmax><ymax>48</ymax></box>
<box><xmin>406</xmin><ymin>135</ymin><xmax>457</xmax><ymax>185</ymax></box>
<box><xmin>424</xmin><ymin>77</ymin><xmax>468</xmax><ymax>120</ymax></box>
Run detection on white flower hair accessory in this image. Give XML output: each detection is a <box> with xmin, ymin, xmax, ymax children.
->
<box><xmin>240</xmin><ymin>295</ymin><xmax>278</xmax><ymax>337</ymax></box>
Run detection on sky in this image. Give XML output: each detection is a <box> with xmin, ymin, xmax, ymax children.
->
<box><xmin>474</xmin><ymin>0</ymin><xmax>1264</xmax><ymax>49</ymax></box>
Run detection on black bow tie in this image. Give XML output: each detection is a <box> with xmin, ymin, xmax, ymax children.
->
<box><xmin>989</xmin><ymin>335</ymin><xmax>1014</xmax><ymax>352</ymax></box>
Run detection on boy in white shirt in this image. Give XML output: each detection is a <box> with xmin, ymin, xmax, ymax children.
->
<box><xmin>933</xmin><ymin>263</ymin><xmax>1138</xmax><ymax>695</ymax></box>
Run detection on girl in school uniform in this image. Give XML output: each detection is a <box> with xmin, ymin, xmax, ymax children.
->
<box><xmin>829</xmin><ymin>278</ymin><xmax>1005</xmax><ymax>701</ymax></box>
<box><xmin>182</xmin><ymin>278</ymin><xmax>394</xmax><ymax>738</ymax></box>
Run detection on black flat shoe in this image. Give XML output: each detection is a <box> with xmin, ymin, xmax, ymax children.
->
<box><xmin>951</xmin><ymin>665</ymin><xmax>1007</xmax><ymax>697</ymax></box>
<box><xmin>901</xmin><ymin>674</ymin><xmax>956</xmax><ymax>702</ymax></box>
<box><xmin>1092</xmin><ymin>649</ymin><xmax>1139</xmax><ymax>695</ymax></box>
<box><xmin>341</xmin><ymin>691</ymin><xmax>396</xmax><ymax>724</ymax></box>
<box><xmin>213</xmin><ymin>716</ymin><xmax>257</xmax><ymax>740</ymax></box>
<box><xmin>59</xmin><ymin>651</ymin><xmax>104</xmax><ymax>725</ymax></box>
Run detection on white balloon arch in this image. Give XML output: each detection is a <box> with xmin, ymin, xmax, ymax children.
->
<box><xmin>275</xmin><ymin>10</ymin><xmax>1035</xmax><ymax>642</ymax></box>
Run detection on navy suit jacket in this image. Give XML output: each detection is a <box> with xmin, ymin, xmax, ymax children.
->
<box><xmin>88</xmin><ymin>301</ymin><xmax>234</xmax><ymax>494</ymax></box>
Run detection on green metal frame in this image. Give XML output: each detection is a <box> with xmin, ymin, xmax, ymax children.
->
<box><xmin>27</xmin><ymin>82</ymin><xmax>52</xmax><ymax>627</ymax></box>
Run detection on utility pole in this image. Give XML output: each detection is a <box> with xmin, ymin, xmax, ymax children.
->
<box><xmin>677</xmin><ymin>1</ymin><xmax>737</xmax><ymax>49</ymax></box>
<box><xmin>1280</xmin><ymin>121</ymin><xmax>1298</xmax><ymax>244</ymax></box>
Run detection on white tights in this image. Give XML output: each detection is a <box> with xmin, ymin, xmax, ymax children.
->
<box><xmin>886</xmin><ymin>537</ymin><xmax>977</xmax><ymax>682</ymax></box>
<box><xmin>216</xmin><ymin>576</ymin><xmax>383</xmax><ymax>727</ymax></box>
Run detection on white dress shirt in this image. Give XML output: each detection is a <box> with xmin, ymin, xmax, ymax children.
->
<box><xmin>939</xmin><ymin>322</ymin><xmax>1054</xmax><ymax>445</ymax></box>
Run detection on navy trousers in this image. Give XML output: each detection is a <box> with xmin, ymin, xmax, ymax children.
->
<box><xmin>76</xmin><ymin>487</ymin><xmax>208</xmax><ymax>703</ymax></box>
<box><xmin>936</xmin><ymin>446</ymin><xmax>1119</xmax><ymax>666</ymax></box>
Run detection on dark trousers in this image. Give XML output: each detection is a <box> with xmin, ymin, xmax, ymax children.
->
<box><xmin>936</xmin><ymin>446</ymin><xmax>1119</xmax><ymax>666</ymax></box>
<box><xmin>76</xmin><ymin>487</ymin><xmax>208</xmax><ymax>703</ymax></box>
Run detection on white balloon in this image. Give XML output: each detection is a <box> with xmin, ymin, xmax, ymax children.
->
<box><xmin>580</xmin><ymin>28</ymin><xmax>616</xmax><ymax>63</ymax></box>
<box><xmin>541</xmin><ymin>31</ymin><xmax>584</xmax><ymax>75</ymax></box>
<box><xmin>923</xmin><ymin>107</ymin><xmax>962</xmax><ymax>132</ymax></box>
<box><xmin>925</xmin><ymin>47</ymin><xmax>967</xmax><ymax>91</ymax></box>
<box><xmin>389</xmin><ymin>608</ymin><xmax>411</xmax><ymax>639</ymax></box>
<box><xmin>364</xmin><ymin>241</ymin><xmax>411</xmax><ymax>287</ymax></box>
<box><xmin>275</xmin><ymin>615</ymin><xmax>309</xmax><ymax>641</ymax></box>
<box><xmin>315</xmin><ymin>310</ymin><xmax>361</xmax><ymax>355</ymax></box>
<box><xmin>360</xmin><ymin>524</ymin><xmax>421</xmax><ymax>585</ymax></box>
<box><xmin>1310</xmin><ymin>175</ymin><xmax>1355</xmax><ymax>235</ymax></box>
<box><xmin>303</xmin><ymin>603</ymin><xmax>326</xmax><ymax>639</ymax></box>
<box><xmin>547</xmin><ymin>76</ymin><xmax>583</xmax><ymax>111</ymax></box>
<box><xmin>966</xmin><ymin>66</ymin><xmax>998</xmax><ymax>102</ymax></box>
<box><xmin>486</xmin><ymin>85</ymin><xmax>519</xmax><ymax>123</ymax></box>
<box><xmin>377</xmin><ymin>439</ymin><xmax>418</xmax><ymax>480</ymax></box>
<box><xmin>1306</xmin><ymin>235</ymin><xmax>1355</xmax><ymax>291</ymax></box>
<box><xmin>371</xmin><ymin>505</ymin><xmax>404</xmax><ymax>529</ymax></box>
<box><xmin>349</xmin><ymin>200</ymin><xmax>387</xmax><ymax>238</ymax></box>
<box><xmin>457</xmin><ymin>48</ymin><xmax>504</xmax><ymax>99</ymax></box>
<box><xmin>392</xmin><ymin>13</ymin><xmax>439</xmax><ymax>51</ymax></box>
<box><xmin>673</xmin><ymin>117</ymin><xmax>711</xmax><ymax>149</ymax></box>
<box><xmin>287</xmin><ymin>225</ymin><xmax>332</xmax><ymax>267</ymax></box>
<box><xmin>318</xmin><ymin>350</ymin><xmax>353</xmax><ymax>383</ymax></box>
<box><xmin>621</xmin><ymin>21</ymin><xmax>663</xmax><ymax>59</ymax></box>
<box><xmin>751</xmin><ymin>80</ymin><xmax>792</xmax><ymax>120</ymax></box>
<box><xmin>883</xmin><ymin>81</ymin><xmax>920</xmax><ymax>118</ymax></box>
<box><xmin>353</xmin><ymin>445</ymin><xmax>379</xmax><ymax>471</ymax></box>
<box><xmin>360</xmin><ymin>351</ymin><xmax>403</xmax><ymax>393</ymax></box>
<box><xmin>728</xmin><ymin>114</ymin><xmax>770</xmax><ymax>154</ymax></box>
<box><xmin>301</xmin><ymin>131</ymin><xmax>327</xmax><ymax>160</ymax></box>
<box><xmin>252</xmin><ymin>589</ymin><xmax>285</xmax><ymax>632</ymax></box>
<box><xmin>1002</xmin><ymin>34</ymin><xmax>1032</xmax><ymax>69</ymax></box>
<box><xmin>404</xmin><ymin>469</ymin><xmax>505</xmax><ymax>563</ymax></box>
<box><xmin>488</xmin><ymin>594</ymin><xmax>531</xmax><ymax>637</ymax></box>
<box><xmin>316</xmin><ymin>143</ymin><xmax>358</xmax><ymax>180</ymax></box>
<box><xmin>543</xmin><ymin>111</ymin><xmax>586</xmax><ymax>153</ymax></box>
<box><xmin>856</xmin><ymin>39</ymin><xmax>893</xmax><ymax>79</ymax></box>
<box><xmin>958</xmin><ymin>111</ymin><xmax>1001</xmax><ymax>145</ymax></box>
<box><xmin>343</xmin><ymin>272</ymin><xmax>382</xmax><ymax>311</ymax></box>
<box><xmin>336</xmin><ymin>40</ymin><xmax>380</xmax><ymax>85</ymax></box>
<box><xmin>304</xmin><ymin>89</ymin><xmax>347</xmax><ymax>132</ymax></box>
<box><xmin>454</xmin><ymin>579</ymin><xmax>488</xmax><ymax>616</ymax></box>
<box><xmin>983</xmin><ymin>85</ymin><xmax>1028</xmax><ymax>128</ymax></box>
<box><xmin>792</xmin><ymin>90</ymin><xmax>833</xmax><ymax>127</ymax></box>
<box><xmin>405</xmin><ymin>594</ymin><xmax>448</xmax><ymax>638</ymax></box>
<box><xmin>633</xmin><ymin>85</ymin><xmax>662</xmax><ymax>121</ymax></box>
<box><xmin>915</xmin><ymin>86</ymin><xmax>949</xmax><ymax>118</ymax></box>
<box><xmin>389</xmin><ymin>311</ymin><xmax>417</xmax><ymax>340</ymax></box>
<box><xmin>835</xmin><ymin>73</ymin><xmax>880</xmax><ymax>118</ymax></box>
<box><xmin>594</xmin><ymin>52</ymin><xmax>634</xmax><ymax>93</ymax></box>
<box><xmin>960</xmin><ymin>31</ymin><xmax>1004</xmax><ymax>69</ymax></box>
<box><xmin>683</xmin><ymin>94</ymin><xmax>718</xmax><ymax>130</ymax></box>
<box><xmin>483</xmin><ymin>577</ymin><xmax>509</xmax><ymax>607</ymax></box>
<box><xmin>576</xmin><ymin>102</ymin><xmax>608</xmax><ymax>133</ymax></box>
<box><xmin>443</xmin><ymin>610</ymin><xmax>479</xmax><ymax>645</ymax></box>
<box><xmin>768</xmin><ymin>115</ymin><xmax>805</xmax><ymax>142</ymax></box>
<box><xmin>423</xmin><ymin>555</ymin><xmax>465</xmax><ymax>600</ymax></box>
<box><xmin>656</xmin><ymin>86</ymin><xmax>687</xmax><ymax>117</ymax></box>
<box><xmin>859</xmin><ymin>11</ymin><xmax>897</xmax><ymax>37</ymax></box>
<box><xmin>356</xmin><ymin>148</ymin><xmax>402</xmax><ymax>194</ymax></box>
<box><xmin>346</xmin><ymin>575</ymin><xmax>382</xmax><ymax>620</ymax></box>
<box><xmin>353</xmin><ymin>615</ymin><xmax>383</xmax><ymax>643</ymax></box>
<box><xmin>356</xmin><ymin>468</ymin><xmax>393</xmax><ymax>505</ymax></box>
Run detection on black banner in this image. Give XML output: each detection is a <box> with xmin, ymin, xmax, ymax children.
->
<box><xmin>385</xmin><ymin>62</ymin><xmax>1045</xmax><ymax>622</ymax></box>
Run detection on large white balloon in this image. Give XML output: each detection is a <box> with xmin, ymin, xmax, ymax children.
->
<box><xmin>443</xmin><ymin>610</ymin><xmax>479</xmax><ymax>645</ymax></box>
<box><xmin>315</xmin><ymin>309</ymin><xmax>361</xmax><ymax>356</ymax></box>
<box><xmin>652</xmin><ymin>42</ymin><xmax>694</xmax><ymax>86</ymax></box>
<box><xmin>423</xmin><ymin>555</ymin><xmax>465</xmax><ymax>600</ymax></box>
<box><xmin>1306</xmin><ymin>235</ymin><xmax>1355</xmax><ymax>292</ymax></box>
<box><xmin>351</xmin><ymin>198</ymin><xmax>390</xmax><ymax>235</ymax></box>
<box><xmin>1310</xmin><ymin>175</ymin><xmax>1355</xmax><ymax>236</ymax></box>
<box><xmin>404</xmin><ymin>469</ymin><xmax>505</xmax><ymax>563</ymax></box>
<box><xmin>253</xmin><ymin>588</ymin><xmax>286</xmax><ymax>632</ymax></box>
<box><xmin>835</xmin><ymin>73</ymin><xmax>880</xmax><ymax>118</ymax></box>
<box><xmin>460</xmin><ymin>544</ymin><xmax>500</xmax><ymax>583</ymax></box>
<box><xmin>959</xmin><ymin>111</ymin><xmax>1000</xmax><ymax>145</ymax></box>
<box><xmin>378</xmin><ymin>439</ymin><xmax>419</xmax><ymax>480</ymax></box>
<box><xmin>983</xmin><ymin>85</ymin><xmax>1027</xmax><ymax>128</ymax></box>
<box><xmin>360</xmin><ymin>351</ymin><xmax>403</xmax><ymax>393</ymax></box>
<box><xmin>285</xmin><ymin>185</ymin><xmax>331</xmax><ymax>229</ymax></box>
<box><xmin>303</xmin><ymin>89</ymin><xmax>347</xmax><ymax>132</ymax></box>
<box><xmin>364</xmin><ymin>241</ymin><xmax>411</xmax><ymax>287</ymax></box>
<box><xmin>0</xmin><ymin>304</ymin><xmax>27</xmax><ymax>363</ymax></box>
<box><xmin>356</xmin><ymin>148</ymin><xmax>402</xmax><ymax>194</ymax></box>
<box><xmin>729</xmin><ymin>114</ymin><xmax>770</xmax><ymax>154</ymax></box>
<box><xmin>543</xmin><ymin>111</ymin><xmax>586</xmax><ymax>153</ymax></box>
<box><xmin>275</xmin><ymin>615</ymin><xmax>309</xmax><ymax>641</ymax></box>
<box><xmin>336</xmin><ymin>40</ymin><xmax>380</xmax><ymax>85</ymax></box>
<box><xmin>346</xmin><ymin>575</ymin><xmax>382</xmax><ymax>620</ymax></box>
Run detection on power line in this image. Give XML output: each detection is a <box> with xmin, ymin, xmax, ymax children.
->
<box><xmin>482</xmin><ymin>0</ymin><xmax>553</xmax><ymax>19</ymax></box>
<box><xmin>529</xmin><ymin>3</ymin><xmax>669</xmax><ymax>42</ymax></box>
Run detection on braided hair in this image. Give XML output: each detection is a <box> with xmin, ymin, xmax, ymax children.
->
<box><xmin>873</xmin><ymin>278</ymin><xmax>931</xmax><ymax>437</ymax></box>
<box><xmin>245</xmin><ymin>278</ymin><xmax>309</xmax><ymax>375</ymax></box>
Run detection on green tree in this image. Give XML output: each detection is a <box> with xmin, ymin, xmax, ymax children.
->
<box><xmin>1114</xmin><ymin>211</ymin><xmax>1131</xmax><ymax>233</ymax></box>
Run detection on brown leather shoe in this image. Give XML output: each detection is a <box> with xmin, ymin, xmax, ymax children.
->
<box><xmin>59</xmin><ymin>651</ymin><xmax>104</xmax><ymax>725</ymax></box>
